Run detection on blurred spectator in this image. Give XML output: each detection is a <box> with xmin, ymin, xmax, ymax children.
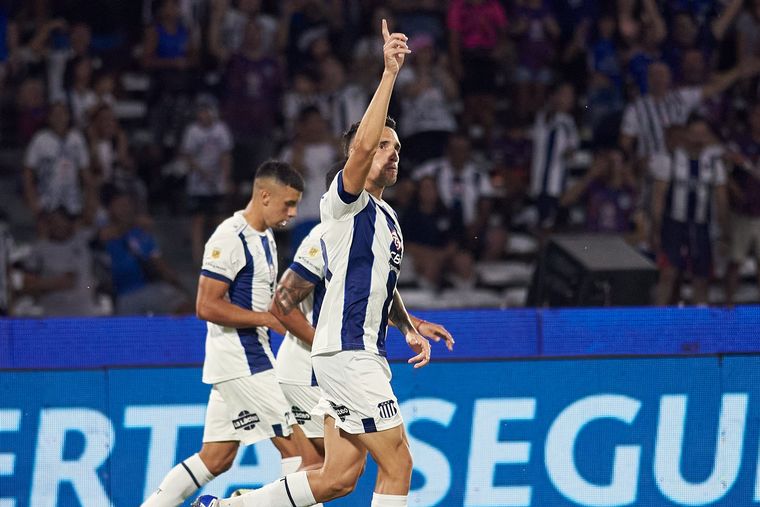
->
<box><xmin>620</xmin><ymin>60</ymin><xmax>760</xmax><ymax>165</ymax></box>
<box><xmin>352</xmin><ymin>6</ymin><xmax>393</xmax><ymax>94</ymax></box>
<box><xmin>618</xmin><ymin>0</ymin><xmax>667</xmax><ymax>94</ymax></box>
<box><xmin>737</xmin><ymin>0</ymin><xmax>760</xmax><ymax>60</ymax></box>
<box><xmin>22</xmin><ymin>102</ymin><xmax>92</xmax><ymax>221</ymax></box>
<box><xmin>220</xmin><ymin>18</ymin><xmax>283</xmax><ymax>185</ymax></box>
<box><xmin>280</xmin><ymin>105</ymin><xmax>338</xmax><ymax>250</ymax></box>
<box><xmin>64</xmin><ymin>56</ymin><xmax>96</xmax><ymax>128</ymax></box>
<box><xmin>396</xmin><ymin>33</ymin><xmax>458</xmax><ymax>167</ymax></box>
<box><xmin>529</xmin><ymin>82</ymin><xmax>579</xmax><ymax>229</ymax></box>
<box><xmin>320</xmin><ymin>56</ymin><xmax>367</xmax><ymax>138</ymax></box>
<box><xmin>650</xmin><ymin>115</ymin><xmax>729</xmax><ymax>306</ymax></box>
<box><xmin>725</xmin><ymin>102</ymin><xmax>760</xmax><ymax>305</ymax></box>
<box><xmin>16</xmin><ymin>77</ymin><xmax>47</xmax><ymax>145</ymax></box>
<box><xmin>180</xmin><ymin>97</ymin><xmax>233</xmax><ymax>265</ymax></box>
<box><xmin>87</xmin><ymin>104</ymin><xmax>147</xmax><ymax>215</ymax></box>
<box><xmin>208</xmin><ymin>0</ymin><xmax>278</xmax><ymax>64</ymax></box>
<box><xmin>413</xmin><ymin>131</ymin><xmax>502</xmax><ymax>258</ymax></box>
<box><xmin>0</xmin><ymin>5</ymin><xmax>20</xmax><ymax>86</ymax></box>
<box><xmin>490</xmin><ymin>114</ymin><xmax>532</xmax><ymax>210</ymax></box>
<box><xmin>23</xmin><ymin>208</ymin><xmax>101</xmax><ymax>316</ymax></box>
<box><xmin>277</xmin><ymin>0</ymin><xmax>339</xmax><ymax>74</ymax></box>
<box><xmin>447</xmin><ymin>0</ymin><xmax>508</xmax><ymax>141</ymax></box>
<box><xmin>0</xmin><ymin>208</ymin><xmax>16</xmax><ymax>315</ymax></box>
<box><xmin>512</xmin><ymin>0</ymin><xmax>561</xmax><ymax>120</ymax></box>
<box><xmin>560</xmin><ymin>148</ymin><xmax>637</xmax><ymax>234</ymax></box>
<box><xmin>283</xmin><ymin>68</ymin><xmax>324</xmax><ymax>136</ymax></box>
<box><xmin>97</xmin><ymin>185</ymin><xmax>192</xmax><ymax>315</ymax></box>
<box><xmin>401</xmin><ymin>175</ymin><xmax>475</xmax><ymax>290</ymax></box>
<box><xmin>142</xmin><ymin>0</ymin><xmax>199</xmax><ymax>147</ymax></box>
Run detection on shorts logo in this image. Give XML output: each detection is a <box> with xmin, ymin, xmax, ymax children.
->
<box><xmin>232</xmin><ymin>410</ymin><xmax>260</xmax><ymax>430</ymax></box>
<box><xmin>377</xmin><ymin>400</ymin><xmax>397</xmax><ymax>419</ymax></box>
<box><xmin>329</xmin><ymin>401</ymin><xmax>350</xmax><ymax>422</ymax></box>
<box><xmin>292</xmin><ymin>406</ymin><xmax>312</xmax><ymax>424</ymax></box>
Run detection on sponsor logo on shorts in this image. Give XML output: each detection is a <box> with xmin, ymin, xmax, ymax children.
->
<box><xmin>292</xmin><ymin>406</ymin><xmax>311</xmax><ymax>424</ymax></box>
<box><xmin>329</xmin><ymin>401</ymin><xmax>350</xmax><ymax>422</ymax></box>
<box><xmin>377</xmin><ymin>400</ymin><xmax>397</xmax><ymax>419</ymax></box>
<box><xmin>232</xmin><ymin>410</ymin><xmax>260</xmax><ymax>430</ymax></box>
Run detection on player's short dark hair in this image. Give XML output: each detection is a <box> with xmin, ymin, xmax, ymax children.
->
<box><xmin>341</xmin><ymin>116</ymin><xmax>397</xmax><ymax>158</ymax></box>
<box><xmin>325</xmin><ymin>160</ymin><xmax>345</xmax><ymax>190</ymax></box>
<box><xmin>255</xmin><ymin>160</ymin><xmax>304</xmax><ymax>192</ymax></box>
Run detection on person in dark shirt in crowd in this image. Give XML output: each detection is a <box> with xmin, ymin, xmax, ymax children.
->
<box><xmin>725</xmin><ymin>102</ymin><xmax>760</xmax><ymax>305</ymax></box>
<box><xmin>560</xmin><ymin>148</ymin><xmax>637</xmax><ymax>234</ymax></box>
<box><xmin>401</xmin><ymin>175</ymin><xmax>474</xmax><ymax>290</ymax></box>
<box><xmin>97</xmin><ymin>184</ymin><xmax>192</xmax><ymax>315</ymax></box>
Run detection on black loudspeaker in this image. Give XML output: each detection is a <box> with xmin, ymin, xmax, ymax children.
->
<box><xmin>528</xmin><ymin>234</ymin><xmax>658</xmax><ymax>307</ymax></box>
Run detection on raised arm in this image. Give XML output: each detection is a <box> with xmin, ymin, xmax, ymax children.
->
<box><xmin>341</xmin><ymin>19</ymin><xmax>409</xmax><ymax>195</ymax></box>
<box><xmin>196</xmin><ymin>275</ymin><xmax>285</xmax><ymax>333</ymax></box>
<box><xmin>269</xmin><ymin>267</ymin><xmax>317</xmax><ymax>345</ymax></box>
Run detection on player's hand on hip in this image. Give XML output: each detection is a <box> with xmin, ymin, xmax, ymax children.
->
<box><xmin>417</xmin><ymin>320</ymin><xmax>455</xmax><ymax>352</ymax></box>
<box><xmin>406</xmin><ymin>331</ymin><xmax>431</xmax><ymax>368</ymax></box>
<box><xmin>381</xmin><ymin>18</ymin><xmax>410</xmax><ymax>75</ymax></box>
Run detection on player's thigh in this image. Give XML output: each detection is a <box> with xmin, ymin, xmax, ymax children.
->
<box><xmin>356</xmin><ymin>423</ymin><xmax>412</xmax><ymax>476</ymax></box>
<box><xmin>214</xmin><ymin>372</ymin><xmax>297</xmax><ymax>446</ymax></box>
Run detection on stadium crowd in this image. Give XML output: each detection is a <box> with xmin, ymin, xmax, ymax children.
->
<box><xmin>1</xmin><ymin>0</ymin><xmax>760</xmax><ymax>316</ymax></box>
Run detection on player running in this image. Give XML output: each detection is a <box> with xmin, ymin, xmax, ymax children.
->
<box><xmin>193</xmin><ymin>19</ymin><xmax>430</xmax><ymax>507</ymax></box>
<box><xmin>142</xmin><ymin>161</ymin><xmax>318</xmax><ymax>506</ymax></box>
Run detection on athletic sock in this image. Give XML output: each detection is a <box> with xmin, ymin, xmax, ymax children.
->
<box><xmin>141</xmin><ymin>453</ymin><xmax>215</xmax><ymax>507</ymax></box>
<box><xmin>219</xmin><ymin>471</ymin><xmax>317</xmax><ymax>507</ymax></box>
<box><xmin>281</xmin><ymin>456</ymin><xmax>302</xmax><ymax>475</ymax></box>
<box><xmin>370</xmin><ymin>493</ymin><xmax>408</xmax><ymax>507</ymax></box>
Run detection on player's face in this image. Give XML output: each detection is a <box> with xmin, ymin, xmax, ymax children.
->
<box><xmin>265</xmin><ymin>183</ymin><xmax>302</xmax><ymax>229</ymax></box>
<box><xmin>367</xmin><ymin>127</ymin><xmax>400</xmax><ymax>188</ymax></box>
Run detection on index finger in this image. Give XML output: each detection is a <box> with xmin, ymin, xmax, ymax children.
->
<box><xmin>382</xmin><ymin>18</ymin><xmax>390</xmax><ymax>42</ymax></box>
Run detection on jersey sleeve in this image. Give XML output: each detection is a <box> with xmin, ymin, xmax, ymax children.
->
<box><xmin>289</xmin><ymin>226</ymin><xmax>324</xmax><ymax>285</ymax></box>
<box><xmin>200</xmin><ymin>230</ymin><xmax>245</xmax><ymax>284</ymax></box>
<box><xmin>320</xmin><ymin>169</ymin><xmax>370</xmax><ymax>221</ymax></box>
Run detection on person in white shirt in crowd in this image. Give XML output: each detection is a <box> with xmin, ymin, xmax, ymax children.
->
<box><xmin>650</xmin><ymin>114</ymin><xmax>729</xmax><ymax>306</ymax></box>
<box><xmin>23</xmin><ymin>208</ymin><xmax>101</xmax><ymax>316</ymax></box>
<box><xmin>23</xmin><ymin>101</ymin><xmax>93</xmax><ymax>227</ymax></box>
<box><xmin>529</xmin><ymin>81</ymin><xmax>580</xmax><ymax>230</ymax></box>
<box><xmin>208</xmin><ymin>0</ymin><xmax>278</xmax><ymax>63</ymax></box>
<box><xmin>180</xmin><ymin>96</ymin><xmax>233</xmax><ymax>265</ymax></box>
<box><xmin>280</xmin><ymin>105</ymin><xmax>339</xmax><ymax>254</ymax></box>
<box><xmin>396</xmin><ymin>32</ymin><xmax>458</xmax><ymax>168</ymax></box>
<box><xmin>414</xmin><ymin>131</ymin><xmax>504</xmax><ymax>261</ymax></box>
<box><xmin>319</xmin><ymin>55</ymin><xmax>368</xmax><ymax>138</ymax></box>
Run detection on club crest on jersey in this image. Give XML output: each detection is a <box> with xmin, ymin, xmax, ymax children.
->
<box><xmin>308</xmin><ymin>247</ymin><xmax>319</xmax><ymax>257</ymax></box>
<box><xmin>232</xmin><ymin>410</ymin><xmax>260</xmax><ymax>430</ymax></box>
<box><xmin>377</xmin><ymin>400</ymin><xmax>397</xmax><ymax>419</ymax></box>
<box><xmin>211</xmin><ymin>247</ymin><xmax>221</xmax><ymax>259</ymax></box>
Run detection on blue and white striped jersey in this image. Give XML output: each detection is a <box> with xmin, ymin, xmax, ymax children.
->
<box><xmin>530</xmin><ymin>110</ymin><xmax>580</xmax><ymax>198</ymax></box>
<box><xmin>276</xmin><ymin>222</ymin><xmax>327</xmax><ymax>386</ymax></box>
<box><xmin>651</xmin><ymin>146</ymin><xmax>727</xmax><ymax>224</ymax></box>
<box><xmin>200</xmin><ymin>211</ymin><xmax>279</xmax><ymax>384</ymax></box>
<box><xmin>313</xmin><ymin>171</ymin><xmax>403</xmax><ymax>357</ymax></box>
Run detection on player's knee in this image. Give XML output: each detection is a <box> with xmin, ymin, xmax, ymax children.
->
<box><xmin>199</xmin><ymin>447</ymin><xmax>237</xmax><ymax>476</ymax></box>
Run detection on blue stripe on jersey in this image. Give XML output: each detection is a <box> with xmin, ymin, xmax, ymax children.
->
<box><xmin>290</xmin><ymin>262</ymin><xmax>322</xmax><ymax>286</ymax></box>
<box><xmin>375</xmin><ymin>205</ymin><xmax>402</xmax><ymax>355</ymax></box>
<box><xmin>200</xmin><ymin>269</ymin><xmax>232</xmax><ymax>285</ymax></box>
<box><xmin>312</xmin><ymin>280</ymin><xmax>326</xmax><ymax>328</ymax></box>
<box><xmin>337</xmin><ymin>170</ymin><xmax>360</xmax><ymax>203</ymax></box>
<box><xmin>230</xmin><ymin>232</ymin><xmax>272</xmax><ymax>374</ymax></box>
<box><xmin>310</xmin><ymin>368</ymin><xmax>318</xmax><ymax>387</ymax></box>
<box><xmin>540</xmin><ymin>127</ymin><xmax>558</xmax><ymax>195</ymax></box>
<box><xmin>320</xmin><ymin>238</ymin><xmax>332</xmax><ymax>281</ymax></box>
<box><xmin>341</xmin><ymin>200</ymin><xmax>377</xmax><ymax>350</ymax></box>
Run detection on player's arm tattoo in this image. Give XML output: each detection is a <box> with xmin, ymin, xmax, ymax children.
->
<box><xmin>389</xmin><ymin>289</ymin><xmax>414</xmax><ymax>335</ymax></box>
<box><xmin>273</xmin><ymin>269</ymin><xmax>315</xmax><ymax>316</ymax></box>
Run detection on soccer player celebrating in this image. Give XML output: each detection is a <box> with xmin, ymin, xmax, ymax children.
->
<box><xmin>142</xmin><ymin>161</ymin><xmax>318</xmax><ymax>506</ymax></box>
<box><xmin>193</xmin><ymin>19</ymin><xmax>429</xmax><ymax>507</ymax></box>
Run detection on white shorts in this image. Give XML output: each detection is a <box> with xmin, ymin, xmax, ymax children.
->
<box><xmin>730</xmin><ymin>213</ymin><xmax>760</xmax><ymax>262</ymax></box>
<box><xmin>311</xmin><ymin>350</ymin><xmax>403</xmax><ymax>435</ymax></box>
<box><xmin>203</xmin><ymin>370</ymin><xmax>297</xmax><ymax>445</ymax></box>
<box><xmin>280</xmin><ymin>383</ymin><xmax>324</xmax><ymax>438</ymax></box>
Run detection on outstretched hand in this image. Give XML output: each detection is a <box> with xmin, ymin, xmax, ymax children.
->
<box><xmin>417</xmin><ymin>320</ymin><xmax>455</xmax><ymax>352</ymax></box>
<box><xmin>381</xmin><ymin>18</ymin><xmax>410</xmax><ymax>75</ymax></box>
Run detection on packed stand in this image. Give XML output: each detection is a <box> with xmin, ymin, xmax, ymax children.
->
<box><xmin>2</xmin><ymin>0</ymin><xmax>760</xmax><ymax>316</ymax></box>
